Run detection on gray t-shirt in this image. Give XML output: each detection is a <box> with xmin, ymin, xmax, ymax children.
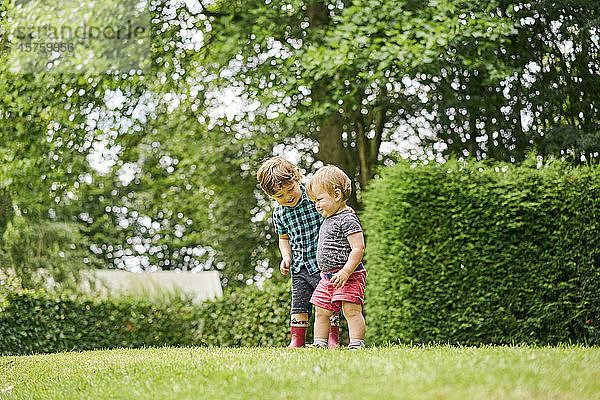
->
<box><xmin>316</xmin><ymin>209</ymin><xmax>363</xmax><ymax>272</ymax></box>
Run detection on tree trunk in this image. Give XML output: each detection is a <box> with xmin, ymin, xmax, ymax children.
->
<box><xmin>354</xmin><ymin>105</ymin><xmax>385</xmax><ymax>204</ymax></box>
<box><xmin>308</xmin><ymin>0</ymin><xmax>384</xmax><ymax>210</ymax></box>
<box><xmin>314</xmin><ymin>113</ymin><xmax>359</xmax><ymax>209</ymax></box>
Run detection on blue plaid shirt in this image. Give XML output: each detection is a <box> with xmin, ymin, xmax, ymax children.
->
<box><xmin>273</xmin><ymin>185</ymin><xmax>323</xmax><ymax>275</ymax></box>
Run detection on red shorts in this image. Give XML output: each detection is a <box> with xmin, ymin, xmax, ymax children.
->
<box><xmin>310</xmin><ymin>269</ymin><xmax>366</xmax><ymax>313</ymax></box>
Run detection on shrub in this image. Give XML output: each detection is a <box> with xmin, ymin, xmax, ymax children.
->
<box><xmin>0</xmin><ymin>280</ymin><xmax>339</xmax><ymax>354</ymax></box>
<box><xmin>0</xmin><ymin>289</ymin><xmax>202</xmax><ymax>355</ymax></box>
<box><xmin>197</xmin><ymin>281</ymin><xmax>291</xmax><ymax>347</ymax></box>
<box><xmin>362</xmin><ymin>159</ymin><xmax>600</xmax><ymax>346</ymax></box>
<box><xmin>196</xmin><ymin>281</ymin><xmax>348</xmax><ymax>347</ymax></box>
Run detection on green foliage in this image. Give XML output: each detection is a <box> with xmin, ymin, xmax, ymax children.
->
<box><xmin>0</xmin><ymin>189</ymin><xmax>13</xmax><ymax>238</ymax></box>
<box><xmin>0</xmin><ymin>216</ymin><xmax>102</xmax><ymax>290</ymax></box>
<box><xmin>418</xmin><ymin>1</ymin><xmax>600</xmax><ymax>163</ymax></box>
<box><xmin>536</xmin><ymin>126</ymin><xmax>600</xmax><ymax>165</ymax></box>
<box><xmin>362</xmin><ymin>158</ymin><xmax>600</xmax><ymax>345</ymax></box>
<box><xmin>196</xmin><ymin>282</ymin><xmax>291</xmax><ymax>347</ymax></box>
<box><xmin>0</xmin><ymin>289</ymin><xmax>203</xmax><ymax>355</ymax></box>
<box><xmin>3</xmin><ymin>0</ymin><xmax>598</xmax><ymax>292</ymax></box>
<box><xmin>74</xmin><ymin>104</ymin><xmax>281</xmax><ymax>286</ymax></box>
<box><xmin>196</xmin><ymin>0</ymin><xmax>520</xmax><ymax>195</ymax></box>
<box><xmin>0</xmin><ymin>280</ymin><xmax>314</xmax><ymax>354</ymax></box>
<box><xmin>0</xmin><ymin>0</ymin><xmax>149</xmax><ymax>287</ymax></box>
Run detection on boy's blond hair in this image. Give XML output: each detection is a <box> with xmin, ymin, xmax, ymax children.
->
<box><xmin>306</xmin><ymin>165</ymin><xmax>352</xmax><ymax>202</ymax></box>
<box><xmin>256</xmin><ymin>156</ymin><xmax>301</xmax><ymax>195</ymax></box>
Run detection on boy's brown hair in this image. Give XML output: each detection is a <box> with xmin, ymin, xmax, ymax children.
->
<box><xmin>256</xmin><ymin>156</ymin><xmax>301</xmax><ymax>195</ymax></box>
<box><xmin>306</xmin><ymin>165</ymin><xmax>352</xmax><ymax>202</ymax></box>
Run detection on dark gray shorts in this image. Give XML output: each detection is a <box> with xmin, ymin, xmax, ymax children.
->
<box><xmin>290</xmin><ymin>267</ymin><xmax>321</xmax><ymax>315</ymax></box>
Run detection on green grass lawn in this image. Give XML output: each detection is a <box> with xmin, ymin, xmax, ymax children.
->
<box><xmin>1</xmin><ymin>345</ymin><xmax>599</xmax><ymax>399</ymax></box>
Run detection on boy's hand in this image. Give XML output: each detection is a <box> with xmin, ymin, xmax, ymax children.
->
<box><xmin>280</xmin><ymin>257</ymin><xmax>291</xmax><ymax>275</ymax></box>
<box><xmin>331</xmin><ymin>270</ymin><xmax>350</xmax><ymax>288</ymax></box>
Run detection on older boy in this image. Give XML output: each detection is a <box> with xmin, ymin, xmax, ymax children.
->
<box><xmin>257</xmin><ymin>157</ymin><xmax>340</xmax><ymax>348</ymax></box>
<box><xmin>306</xmin><ymin>165</ymin><xmax>366</xmax><ymax>350</ymax></box>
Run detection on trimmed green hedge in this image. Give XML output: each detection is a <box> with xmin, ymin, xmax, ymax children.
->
<box><xmin>0</xmin><ymin>281</ymin><xmax>334</xmax><ymax>354</ymax></box>
<box><xmin>362</xmin><ymin>159</ymin><xmax>600</xmax><ymax>346</ymax></box>
<box><xmin>196</xmin><ymin>282</ymin><xmax>291</xmax><ymax>347</ymax></box>
<box><xmin>196</xmin><ymin>280</ymin><xmax>349</xmax><ymax>347</ymax></box>
<box><xmin>0</xmin><ymin>290</ymin><xmax>203</xmax><ymax>355</ymax></box>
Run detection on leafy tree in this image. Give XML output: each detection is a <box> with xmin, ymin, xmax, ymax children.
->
<box><xmin>0</xmin><ymin>216</ymin><xmax>102</xmax><ymax>289</ymax></box>
<box><xmin>170</xmin><ymin>0</ymin><xmax>519</xmax><ymax>205</ymax></box>
<box><xmin>2</xmin><ymin>0</ymin><xmax>598</xmax><ymax>288</ymax></box>
<box><xmin>128</xmin><ymin>0</ymin><xmax>596</xmax><ymax>284</ymax></box>
<box><xmin>417</xmin><ymin>0</ymin><xmax>600</xmax><ymax>164</ymax></box>
<box><xmin>0</xmin><ymin>67</ymin><xmax>106</xmax><ymax>287</ymax></box>
<box><xmin>0</xmin><ymin>0</ymin><xmax>147</xmax><ymax>287</ymax></box>
<box><xmin>174</xmin><ymin>0</ymin><xmax>599</xmax><ymax>182</ymax></box>
<box><xmin>72</xmin><ymin>98</ymin><xmax>282</xmax><ymax>285</ymax></box>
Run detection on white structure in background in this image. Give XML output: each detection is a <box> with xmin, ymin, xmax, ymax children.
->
<box><xmin>83</xmin><ymin>270</ymin><xmax>222</xmax><ymax>305</ymax></box>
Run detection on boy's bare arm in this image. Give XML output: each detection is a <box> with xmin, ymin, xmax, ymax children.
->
<box><xmin>331</xmin><ymin>232</ymin><xmax>365</xmax><ymax>288</ymax></box>
<box><xmin>278</xmin><ymin>234</ymin><xmax>292</xmax><ymax>275</ymax></box>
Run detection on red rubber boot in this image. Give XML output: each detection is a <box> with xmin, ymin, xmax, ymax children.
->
<box><xmin>287</xmin><ymin>325</ymin><xmax>307</xmax><ymax>348</ymax></box>
<box><xmin>328</xmin><ymin>314</ymin><xmax>340</xmax><ymax>349</ymax></box>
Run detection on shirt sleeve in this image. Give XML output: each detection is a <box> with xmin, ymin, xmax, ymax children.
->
<box><xmin>273</xmin><ymin>209</ymin><xmax>288</xmax><ymax>235</ymax></box>
<box><xmin>340</xmin><ymin>213</ymin><xmax>363</xmax><ymax>237</ymax></box>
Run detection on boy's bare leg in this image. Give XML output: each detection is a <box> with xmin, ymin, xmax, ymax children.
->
<box><xmin>313</xmin><ymin>306</ymin><xmax>333</xmax><ymax>340</ymax></box>
<box><xmin>291</xmin><ymin>313</ymin><xmax>308</xmax><ymax>324</ymax></box>
<box><xmin>342</xmin><ymin>302</ymin><xmax>365</xmax><ymax>342</ymax></box>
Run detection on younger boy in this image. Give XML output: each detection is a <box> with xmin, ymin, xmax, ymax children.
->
<box><xmin>306</xmin><ymin>165</ymin><xmax>367</xmax><ymax>350</ymax></box>
<box><xmin>257</xmin><ymin>157</ymin><xmax>340</xmax><ymax>348</ymax></box>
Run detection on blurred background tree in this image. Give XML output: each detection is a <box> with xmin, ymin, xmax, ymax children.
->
<box><xmin>1</xmin><ymin>0</ymin><xmax>598</xmax><ymax>288</ymax></box>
